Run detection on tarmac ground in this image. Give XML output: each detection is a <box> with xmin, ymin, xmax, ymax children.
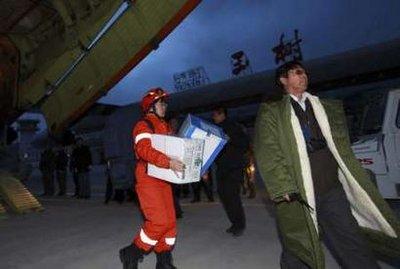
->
<box><xmin>1</xmin><ymin>169</ymin><xmax>399</xmax><ymax>269</ymax></box>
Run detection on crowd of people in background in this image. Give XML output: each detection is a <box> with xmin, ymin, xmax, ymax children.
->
<box><xmin>38</xmin><ymin>132</ymin><xmax>257</xmax><ymax>206</ymax></box>
<box><xmin>39</xmin><ymin>138</ymin><xmax>92</xmax><ymax>199</ymax></box>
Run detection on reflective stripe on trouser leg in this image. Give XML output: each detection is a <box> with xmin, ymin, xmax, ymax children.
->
<box><xmin>165</xmin><ymin>237</ymin><xmax>176</xmax><ymax>245</ymax></box>
<box><xmin>134</xmin><ymin>228</ymin><xmax>158</xmax><ymax>251</ymax></box>
<box><xmin>153</xmin><ymin>228</ymin><xmax>177</xmax><ymax>253</ymax></box>
<box><xmin>140</xmin><ymin>229</ymin><xmax>158</xmax><ymax>245</ymax></box>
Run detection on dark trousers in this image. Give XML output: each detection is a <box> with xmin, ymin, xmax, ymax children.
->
<box><xmin>309</xmin><ymin>147</ymin><xmax>340</xmax><ymax>196</ymax></box>
<box><xmin>72</xmin><ymin>171</ymin><xmax>80</xmax><ymax>196</ymax></box>
<box><xmin>217</xmin><ymin>168</ymin><xmax>246</xmax><ymax>229</ymax></box>
<box><xmin>56</xmin><ymin>170</ymin><xmax>67</xmax><ymax>195</ymax></box>
<box><xmin>41</xmin><ymin>170</ymin><xmax>54</xmax><ymax>195</ymax></box>
<box><xmin>78</xmin><ymin>172</ymin><xmax>91</xmax><ymax>198</ymax></box>
<box><xmin>171</xmin><ymin>184</ymin><xmax>183</xmax><ymax>217</ymax></box>
<box><xmin>104</xmin><ymin>174</ymin><xmax>113</xmax><ymax>204</ymax></box>
<box><xmin>280</xmin><ymin>186</ymin><xmax>379</xmax><ymax>269</ymax></box>
<box><xmin>191</xmin><ymin>179</ymin><xmax>214</xmax><ymax>202</ymax></box>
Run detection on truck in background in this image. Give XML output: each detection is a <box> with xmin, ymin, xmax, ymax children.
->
<box><xmin>342</xmin><ymin>88</ymin><xmax>400</xmax><ymax>199</ymax></box>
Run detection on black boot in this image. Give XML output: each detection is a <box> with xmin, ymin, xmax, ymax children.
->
<box><xmin>119</xmin><ymin>244</ymin><xmax>144</xmax><ymax>269</ymax></box>
<box><xmin>156</xmin><ymin>251</ymin><xmax>177</xmax><ymax>269</ymax></box>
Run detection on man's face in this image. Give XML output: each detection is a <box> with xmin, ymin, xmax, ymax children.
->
<box><xmin>280</xmin><ymin>66</ymin><xmax>308</xmax><ymax>95</ymax></box>
<box><xmin>154</xmin><ymin>99</ymin><xmax>167</xmax><ymax>118</ymax></box>
<box><xmin>212</xmin><ymin>110</ymin><xmax>225</xmax><ymax>124</ymax></box>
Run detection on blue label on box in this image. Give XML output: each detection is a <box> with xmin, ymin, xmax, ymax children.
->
<box><xmin>179</xmin><ymin>114</ymin><xmax>228</xmax><ymax>175</ymax></box>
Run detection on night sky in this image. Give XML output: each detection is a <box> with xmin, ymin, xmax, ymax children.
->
<box><xmin>93</xmin><ymin>1</ymin><xmax>400</xmax><ymax>105</ymax></box>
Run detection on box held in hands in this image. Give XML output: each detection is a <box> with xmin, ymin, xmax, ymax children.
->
<box><xmin>147</xmin><ymin>134</ymin><xmax>204</xmax><ymax>184</ymax></box>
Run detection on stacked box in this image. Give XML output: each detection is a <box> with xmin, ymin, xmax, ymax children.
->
<box><xmin>178</xmin><ymin>114</ymin><xmax>228</xmax><ymax>175</ymax></box>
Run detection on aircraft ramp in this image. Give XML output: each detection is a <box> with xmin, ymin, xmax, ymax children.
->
<box><xmin>0</xmin><ymin>202</ymin><xmax>6</xmax><ymax>219</ymax></box>
<box><xmin>0</xmin><ymin>172</ymin><xmax>43</xmax><ymax>214</ymax></box>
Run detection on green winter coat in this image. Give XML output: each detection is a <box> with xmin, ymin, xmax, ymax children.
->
<box><xmin>254</xmin><ymin>93</ymin><xmax>400</xmax><ymax>269</ymax></box>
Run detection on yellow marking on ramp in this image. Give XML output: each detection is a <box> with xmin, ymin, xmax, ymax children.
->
<box><xmin>0</xmin><ymin>172</ymin><xmax>43</xmax><ymax>214</ymax></box>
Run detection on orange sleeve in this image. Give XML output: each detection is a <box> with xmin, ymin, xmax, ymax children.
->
<box><xmin>132</xmin><ymin>121</ymin><xmax>170</xmax><ymax>168</ymax></box>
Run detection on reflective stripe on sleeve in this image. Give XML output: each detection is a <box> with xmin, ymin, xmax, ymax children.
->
<box><xmin>140</xmin><ymin>229</ymin><xmax>158</xmax><ymax>246</ymax></box>
<box><xmin>135</xmin><ymin>133</ymin><xmax>152</xmax><ymax>144</ymax></box>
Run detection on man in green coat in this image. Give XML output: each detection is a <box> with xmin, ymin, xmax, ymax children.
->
<box><xmin>254</xmin><ymin>61</ymin><xmax>400</xmax><ymax>269</ymax></box>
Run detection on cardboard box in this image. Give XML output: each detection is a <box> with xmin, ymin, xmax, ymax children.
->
<box><xmin>178</xmin><ymin>114</ymin><xmax>228</xmax><ymax>175</ymax></box>
<box><xmin>147</xmin><ymin>134</ymin><xmax>204</xmax><ymax>184</ymax></box>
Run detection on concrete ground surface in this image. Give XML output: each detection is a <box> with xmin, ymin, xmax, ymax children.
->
<box><xmin>1</xmin><ymin>193</ymin><xmax>399</xmax><ymax>269</ymax></box>
<box><xmin>2</xmin><ymin>169</ymin><xmax>399</xmax><ymax>269</ymax></box>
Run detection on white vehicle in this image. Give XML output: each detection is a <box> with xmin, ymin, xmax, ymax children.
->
<box><xmin>343</xmin><ymin>88</ymin><xmax>400</xmax><ymax>199</ymax></box>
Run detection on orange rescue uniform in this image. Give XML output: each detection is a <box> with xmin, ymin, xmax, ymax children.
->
<box><xmin>132</xmin><ymin>113</ymin><xmax>177</xmax><ymax>253</ymax></box>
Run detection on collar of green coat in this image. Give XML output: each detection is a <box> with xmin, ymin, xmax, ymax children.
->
<box><xmin>282</xmin><ymin>92</ymin><xmax>338</xmax><ymax>123</ymax></box>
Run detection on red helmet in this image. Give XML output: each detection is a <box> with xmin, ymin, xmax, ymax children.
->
<box><xmin>141</xmin><ymin>87</ymin><xmax>169</xmax><ymax>112</ymax></box>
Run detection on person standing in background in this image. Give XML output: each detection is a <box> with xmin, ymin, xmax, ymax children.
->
<box><xmin>55</xmin><ymin>146</ymin><xmax>68</xmax><ymax>196</ymax></box>
<box><xmin>70</xmin><ymin>143</ymin><xmax>80</xmax><ymax>197</ymax></box>
<box><xmin>71</xmin><ymin>138</ymin><xmax>92</xmax><ymax>199</ymax></box>
<box><xmin>39</xmin><ymin>145</ymin><xmax>55</xmax><ymax>196</ymax></box>
<box><xmin>212</xmin><ymin>107</ymin><xmax>250</xmax><ymax>237</ymax></box>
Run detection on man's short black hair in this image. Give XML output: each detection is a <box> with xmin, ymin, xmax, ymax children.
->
<box><xmin>275</xmin><ymin>60</ymin><xmax>306</xmax><ymax>89</ymax></box>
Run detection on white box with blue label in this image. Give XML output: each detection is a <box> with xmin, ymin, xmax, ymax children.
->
<box><xmin>178</xmin><ymin>114</ymin><xmax>228</xmax><ymax>175</ymax></box>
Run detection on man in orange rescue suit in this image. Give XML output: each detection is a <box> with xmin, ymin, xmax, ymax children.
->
<box><xmin>119</xmin><ymin>88</ymin><xmax>185</xmax><ymax>269</ymax></box>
